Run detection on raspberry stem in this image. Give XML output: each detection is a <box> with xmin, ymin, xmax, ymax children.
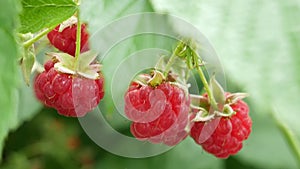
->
<box><xmin>195</xmin><ymin>62</ymin><xmax>218</xmax><ymax>111</ymax></box>
<box><xmin>74</xmin><ymin>10</ymin><xmax>81</xmax><ymax>70</ymax></box>
<box><xmin>170</xmin><ymin>40</ymin><xmax>219</xmax><ymax>111</ymax></box>
<box><xmin>163</xmin><ymin>50</ymin><xmax>177</xmax><ymax>77</ymax></box>
<box><xmin>23</xmin><ymin>25</ymin><xmax>57</xmax><ymax>48</ymax></box>
<box><xmin>181</xmin><ymin>40</ymin><xmax>219</xmax><ymax>111</ymax></box>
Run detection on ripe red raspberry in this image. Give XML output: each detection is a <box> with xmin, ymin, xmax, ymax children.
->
<box><xmin>34</xmin><ymin>60</ymin><xmax>104</xmax><ymax>117</ymax></box>
<box><xmin>124</xmin><ymin>79</ymin><xmax>190</xmax><ymax>146</ymax></box>
<box><xmin>190</xmin><ymin>95</ymin><xmax>252</xmax><ymax>158</ymax></box>
<box><xmin>47</xmin><ymin>24</ymin><xmax>89</xmax><ymax>56</ymax></box>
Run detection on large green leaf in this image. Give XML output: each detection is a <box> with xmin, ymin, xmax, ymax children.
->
<box><xmin>19</xmin><ymin>0</ymin><xmax>77</xmax><ymax>33</ymax></box>
<box><xmin>150</xmin><ymin>0</ymin><xmax>300</xmax><ymax>168</ymax></box>
<box><xmin>0</xmin><ymin>0</ymin><xmax>21</xmax><ymax>161</ymax></box>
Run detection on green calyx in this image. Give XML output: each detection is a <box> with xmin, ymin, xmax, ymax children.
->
<box><xmin>133</xmin><ymin>70</ymin><xmax>166</xmax><ymax>88</ymax></box>
<box><xmin>148</xmin><ymin>70</ymin><xmax>165</xmax><ymax>87</ymax></box>
<box><xmin>226</xmin><ymin>93</ymin><xmax>249</xmax><ymax>105</ymax></box>
<box><xmin>190</xmin><ymin>92</ymin><xmax>249</xmax><ymax>122</ymax></box>
<box><xmin>48</xmin><ymin>51</ymin><xmax>101</xmax><ymax>79</ymax></box>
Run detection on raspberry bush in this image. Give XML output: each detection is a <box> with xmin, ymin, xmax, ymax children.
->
<box><xmin>1</xmin><ymin>0</ymin><xmax>300</xmax><ymax>168</ymax></box>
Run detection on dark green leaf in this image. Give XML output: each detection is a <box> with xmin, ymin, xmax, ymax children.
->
<box><xmin>19</xmin><ymin>0</ymin><xmax>77</xmax><ymax>33</ymax></box>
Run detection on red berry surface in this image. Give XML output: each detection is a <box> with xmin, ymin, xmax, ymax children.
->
<box><xmin>190</xmin><ymin>95</ymin><xmax>252</xmax><ymax>158</ymax></box>
<box><xmin>124</xmin><ymin>81</ymin><xmax>190</xmax><ymax>146</ymax></box>
<box><xmin>47</xmin><ymin>24</ymin><xmax>89</xmax><ymax>56</ymax></box>
<box><xmin>34</xmin><ymin>60</ymin><xmax>104</xmax><ymax>117</ymax></box>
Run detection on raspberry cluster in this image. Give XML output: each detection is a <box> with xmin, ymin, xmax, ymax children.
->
<box><xmin>33</xmin><ymin>19</ymin><xmax>104</xmax><ymax>117</ymax></box>
<box><xmin>124</xmin><ymin>73</ymin><xmax>252</xmax><ymax>157</ymax></box>
<box><xmin>30</xmin><ymin>16</ymin><xmax>252</xmax><ymax>158</ymax></box>
<box><xmin>122</xmin><ymin>40</ymin><xmax>252</xmax><ymax>158</ymax></box>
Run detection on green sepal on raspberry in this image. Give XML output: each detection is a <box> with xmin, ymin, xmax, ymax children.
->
<box><xmin>49</xmin><ymin>51</ymin><xmax>101</xmax><ymax>79</ymax></box>
<box><xmin>209</xmin><ymin>75</ymin><xmax>226</xmax><ymax>106</ymax></box>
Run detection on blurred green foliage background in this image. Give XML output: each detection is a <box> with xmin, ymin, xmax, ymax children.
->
<box><xmin>0</xmin><ymin>0</ymin><xmax>300</xmax><ymax>169</ymax></box>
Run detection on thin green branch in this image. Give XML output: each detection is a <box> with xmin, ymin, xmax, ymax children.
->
<box><xmin>170</xmin><ymin>40</ymin><xmax>219</xmax><ymax>110</ymax></box>
<box><xmin>23</xmin><ymin>25</ymin><xmax>56</xmax><ymax>48</ymax></box>
<box><xmin>192</xmin><ymin>50</ymin><xmax>218</xmax><ymax>110</ymax></box>
<box><xmin>272</xmin><ymin>110</ymin><xmax>300</xmax><ymax>167</ymax></box>
<box><xmin>163</xmin><ymin>50</ymin><xmax>177</xmax><ymax>77</ymax></box>
<box><xmin>195</xmin><ymin>64</ymin><xmax>218</xmax><ymax>110</ymax></box>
